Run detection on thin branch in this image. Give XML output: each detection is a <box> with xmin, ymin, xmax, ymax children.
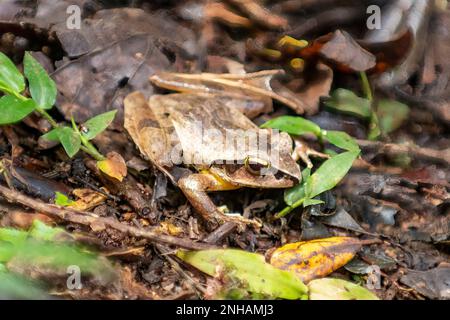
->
<box><xmin>357</xmin><ymin>139</ymin><xmax>450</xmax><ymax>165</ymax></box>
<box><xmin>0</xmin><ymin>185</ymin><xmax>217</xmax><ymax>251</ymax></box>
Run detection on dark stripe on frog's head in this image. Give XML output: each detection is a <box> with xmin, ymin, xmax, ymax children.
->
<box><xmin>138</xmin><ymin>119</ymin><xmax>160</xmax><ymax>131</ymax></box>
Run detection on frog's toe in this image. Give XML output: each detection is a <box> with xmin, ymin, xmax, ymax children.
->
<box><xmin>217</xmin><ymin>214</ymin><xmax>262</xmax><ymax>229</ymax></box>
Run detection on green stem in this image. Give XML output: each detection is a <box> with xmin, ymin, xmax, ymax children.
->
<box><xmin>0</xmin><ymin>86</ymin><xmax>106</xmax><ymax>161</ymax></box>
<box><xmin>0</xmin><ymin>86</ymin><xmax>27</xmax><ymax>101</ymax></box>
<box><xmin>359</xmin><ymin>72</ymin><xmax>381</xmax><ymax>140</ymax></box>
<box><xmin>0</xmin><ymin>87</ymin><xmax>59</xmax><ymax>128</ymax></box>
<box><xmin>359</xmin><ymin>71</ymin><xmax>373</xmax><ymax>101</ymax></box>
<box><xmin>36</xmin><ymin>108</ymin><xmax>58</xmax><ymax>128</ymax></box>
<box><xmin>80</xmin><ymin>145</ymin><xmax>105</xmax><ymax>161</ymax></box>
<box><xmin>275</xmin><ymin>198</ymin><xmax>305</xmax><ymax>219</ymax></box>
<box><xmin>71</xmin><ymin>117</ymin><xmax>105</xmax><ymax>161</ymax></box>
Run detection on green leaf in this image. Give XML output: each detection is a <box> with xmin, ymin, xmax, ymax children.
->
<box><xmin>307</xmin><ymin>151</ymin><xmax>359</xmax><ymax>199</ymax></box>
<box><xmin>28</xmin><ymin>220</ymin><xmax>66</xmax><ymax>241</ymax></box>
<box><xmin>284</xmin><ymin>168</ymin><xmax>311</xmax><ymax>206</ymax></box>
<box><xmin>324</xmin><ymin>88</ymin><xmax>371</xmax><ymax>119</ymax></box>
<box><xmin>177</xmin><ymin>249</ymin><xmax>308</xmax><ymax>300</ymax></box>
<box><xmin>303</xmin><ymin>199</ymin><xmax>325</xmax><ymax>207</ymax></box>
<box><xmin>284</xmin><ymin>183</ymin><xmax>306</xmax><ymax>207</ymax></box>
<box><xmin>56</xmin><ymin>127</ymin><xmax>81</xmax><ymax>158</ymax></box>
<box><xmin>0</xmin><ymin>228</ymin><xmax>28</xmax><ymax>246</ymax></box>
<box><xmin>81</xmin><ymin>110</ymin><xmax>117</xmax><ymax>140</ymax></box>
<box><xmin>0</xmin><ymin>226</ymin><xmax>115</xmax><ymax>281</ymax></box>
<box><xmin>54</xmin><ymin>191</ymin><xmax>75</xmax><ymax>207</ymax></box>
<box><xmin>376</xmin><ymin>99</ymin><xmax>409</xmax><ymax>134</ymax></box>
<box><xmin>23</xmin><ymin>52</ymin><xmax>57</xmax><ymax>110</ymax></box>
<box><xmin>261</xmin><ymin>116</ymin><xmax>322</xmax><ymax>137</ymax></box>
<box><xmin>308</xmin><ymin>278</ymin><xmax>379</xmax><ymax>300</ymax></box>
<box><xmin>0</xmin><ymin>52</ymin><xmax>25</xmax><ymax>93</ymax></box>
<box><xmin>41</xmin><ymin>127</ymin><xmax>61</xmax><ymax>142</ymax></box>
<box><xmin>323</xmin><ymin>130</ymin><xmax>360</xmax><ymax>152</ymax></box>
<box><xmin>0</xmin><ymin>271</ymin><xmax>48</xmax><ymax>300</ymax></box>
<box><xmin>0</xmin><ymin>95</ymin><xmax>36</xmax><ymax>124</ymax></box>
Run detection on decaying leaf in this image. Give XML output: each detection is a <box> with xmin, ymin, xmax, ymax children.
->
<box><xmin>302</xmin><ymin>30</ymin><xmax>376</xmax><ymax>73</ymax></box>
<box><xmin>150</xmin><ymin>70</ymin><xmax>306</xmax><ymax>115</ymax></box>
<box><xmin>177</xmin><ymin>249</ymin><xmax>308</xmax><ymax>300</ymax></box>
<box><xmin>97</xmin><ymin>151</ymin><xmax>127</xmax><ymax>182</ymax></box>
<box><xmin>70</xmin><ymin>188</ymin><xmax>108</xmax><ymax>211</ymax></box>
<box><xmin>272</xmin><ymin>63</ymin><xmax>333</xmax><ymax>115</ymax></box>
<box><xmin>269</xmin><ymin>237</ymin><xmax>362</xmax><ymax>282</ymax></box>
<box><xmin>400</xmin><ymin>264</ymin><xmax>450</xmax><ymax>300</ymax></box>
<box><xmin>308</xmin><ymin>278</ymin><xmax>379</xmax><ymax>300</ymax></box>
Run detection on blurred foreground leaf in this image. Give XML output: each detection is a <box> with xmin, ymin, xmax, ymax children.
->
<box><xmin>177</xmin><ymin>249</ymin><xmax>308</xmax><ymax>300</ymax></box>
<box><xmin>308</xmin><ymin>278</ymin><xmax>379</xmax><ymax>300</ymax></box>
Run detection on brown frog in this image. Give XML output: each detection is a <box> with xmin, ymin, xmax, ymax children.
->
<box><xmin>124</xmin><ymin>79</ymin><xmax>300</xmax><ymax>228</ymax></box>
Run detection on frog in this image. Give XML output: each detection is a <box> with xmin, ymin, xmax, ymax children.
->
<box><xmin>124</xmin><ymin>87</ymin><xmax>300</xmax><ymax>229</ymax></box>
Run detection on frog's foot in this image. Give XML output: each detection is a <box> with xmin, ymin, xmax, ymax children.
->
<box><xmin>178</xmin><ymin>173</ymin><xmax>261</xmax><ymax>229</ymax></box>
<box><xmin>215</xmin><ymin>213</ymin><xmax>262</xmax><ymax>230</ymax></box>
<box><xmin>292</xmin><ymin>138</ymin><xmax>330</xmax><ymax>168</ymax></box>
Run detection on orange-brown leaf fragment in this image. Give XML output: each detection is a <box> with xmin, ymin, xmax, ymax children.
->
<box><xmin>97</xmin><ymin>151</ymin><xmax>127</xmax><ymax>182</ymax></box>
<box><xmin>269</xmin><ymin>237</ymin><xmax>362</xmax><ymax>283</ymax></box>
<box><xmin>70</xmin><ymin>188</ymin><xmax>108</xmax><ymax>211</ymax></box>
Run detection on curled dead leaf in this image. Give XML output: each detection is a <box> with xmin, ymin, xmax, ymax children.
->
<box><xmin>269</xmin><ymin>237</ymin><xmax>362</xmax><ymax>282</ymax></box>
<box><xmin>97</xmin><ymin>152</ymin><xmax>127</xmax><ymax>182</ymax></box>
<box><xmin>311</xmin><ymin>30</ymin><xmax>376</xmax><ymax>72</ymax></box>
<box><xmin>150</xmin><ymin>70</ymin><xmax>305</xmax><ymax>115</ymax></box>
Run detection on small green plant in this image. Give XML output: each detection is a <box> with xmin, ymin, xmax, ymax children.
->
<box><xmin>324</xmin><ymin>72</ymin><xmax>409</xmax><ymax>140</ymax></box>
<box><xmin>262</xmin><ymin>116</ymin><xmax>361</xmax><ymax>218</ymax></box>
<box><xmin>0</xmin><ymin>52</ymin><xmax>118</xmax><ymax>177</ymax></box>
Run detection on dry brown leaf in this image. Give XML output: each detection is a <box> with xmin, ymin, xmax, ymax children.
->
<box><xmin>273</xmin><ymin>62</ymin><xmax>333</xmax><ymax>115</ymax></box>
<box><xmin>70</xmin><ymin>188</ymin><xmax>108</xmax><ymax>211</ymax></box>
<box><xmin>150</xmin><ymin>70</ymin><xmax>305</xmax><ymax>115</ymax></box>
<box><xmin>97</xmin><ymin>151</ymin><xmax>127</xmax><ymax>182</ymax></box>
<box><xmin>317</xmin><ymin>30</ymin><xmax>376</xmax><ymax>72</ymax></box>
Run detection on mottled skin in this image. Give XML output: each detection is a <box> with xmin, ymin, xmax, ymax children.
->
<box><xmin>124</xmin><ymin>92</ymin><xmax>300</xmax><ymax>227</ymax></box>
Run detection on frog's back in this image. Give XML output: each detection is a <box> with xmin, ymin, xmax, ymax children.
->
<box><xmin>150</xmin><ymin>94</ymin><xmax>265</xmax><ymax>166</ymax></box>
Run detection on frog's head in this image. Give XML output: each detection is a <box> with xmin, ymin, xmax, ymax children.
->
<box><xmin>209</xmin><ymin>130</ymin><xmax>301</xmax><ymax>188</ymax></box>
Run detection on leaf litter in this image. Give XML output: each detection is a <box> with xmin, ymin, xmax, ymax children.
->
<box><xmin>0</xmin><ymin>0</ymin><xmax>448</xmax><ymax>300</ymax></box>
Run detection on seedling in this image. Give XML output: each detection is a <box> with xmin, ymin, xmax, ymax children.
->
<box><xmin>324</xmin><ymin>72</ymin><xmax>409</xmax><ymax>140</ymax></box>
<box><xmin>0</xmin><ymin>52</ymin><xmax>123</xmax><ymax>179</ymax></box>
<box><xmin>262</xmin><ymin>116</ymin><xmax>361</xmax><ymax>218</ymax></box>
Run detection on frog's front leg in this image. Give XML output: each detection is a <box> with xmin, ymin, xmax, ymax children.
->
<box><xmin>178</xmin><ymin>173</ymin><xmax>261</xmax><ymax>229</ymax></box>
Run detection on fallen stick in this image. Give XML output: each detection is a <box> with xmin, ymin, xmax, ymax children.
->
<box><xmin>0</xmin><ymin>185</ymin><xmax>217</xmax><ymax>251</ymax></box>
<box><xmin>357</xmin><ymin>139</ymin><xmax>450</xmax><ymax>165</ymax></box>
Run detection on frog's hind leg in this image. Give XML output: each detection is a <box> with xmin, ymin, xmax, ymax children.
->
<box><xmin>178</xmin><ymin>173</ymin><xmax>261</xmax><ymax>229</ymax></box>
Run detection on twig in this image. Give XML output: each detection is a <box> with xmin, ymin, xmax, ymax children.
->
<box><xmin>203</xmin><ymin>222</ymin><xmax>237</xmax><ymax>244</ymax></box>
<box><xmin>357</xmin><ymin>139</ymin><xmax>450</xmax><ymax>165</ymax></box>
<box><xmin>0</xmin><ymin>185</ymin><xmax>217</xmax><ymax>251</ymax></box>
<box><xmin>225</xmin><ymin>0</ymin><xmax>288</xmax><ymax>30</ymax></box>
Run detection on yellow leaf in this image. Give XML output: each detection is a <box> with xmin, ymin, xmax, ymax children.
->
<box><xmin>97</xmin><ymin>151</ymin><xmax>127</xmax><ymax>182</ymax></box>
<box><xmin>70</xmin><ymin>188</ymin><xmax>108</xmax><ymax>211</ymax></box>
<box><xmin>269</xmin><ymin>237</ymin><xmax>362</xmax><ymax>282</ymax></box>
<box><xmin>157</xmin><ymin>221</ymin><xmax>183</xmax><ymax>236</ymax></box>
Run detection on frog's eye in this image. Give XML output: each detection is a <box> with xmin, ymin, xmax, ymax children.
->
<box><xmin>244</xmin><ymin>156</ymin><xmax>271</xmax><ymax>175</ymax></box>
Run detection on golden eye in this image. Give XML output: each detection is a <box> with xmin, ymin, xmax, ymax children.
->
<box><xmin>244</xmin><ymin>156</ymin><xmax>271</xmax><ymax>175</ymax></box>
